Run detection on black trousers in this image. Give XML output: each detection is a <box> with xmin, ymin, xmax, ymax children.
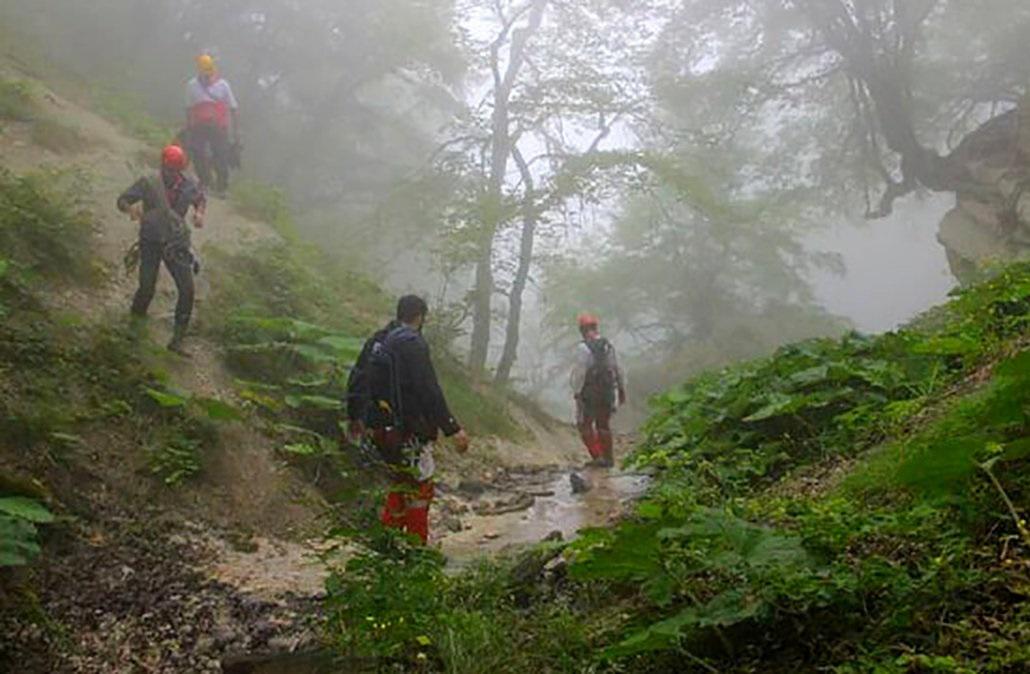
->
<box><xmin>188</xmin><ymin>123</ymin><xmax>231</xmax><ymax>192</ymax></box>
<box><xmin>130</xmin><ymin>239</ymin><xmax>194</xmax><ymax>328</ymax></box>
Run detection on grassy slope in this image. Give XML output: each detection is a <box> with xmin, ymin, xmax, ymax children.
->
<box><xmin>0</xmin><ymin>55</ymin><xmax>526</xmax><ymax>571</ymax></box>
<box><xmin>323</xmin><ymin>264</ymin><xmax>1030</xmax><ymax>673</ymax></box>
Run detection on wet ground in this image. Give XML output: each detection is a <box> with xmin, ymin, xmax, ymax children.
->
<box><xmin>437</xmin><ymin>464</ymin><xmax>651</xmax><ymax>563</ymax></box>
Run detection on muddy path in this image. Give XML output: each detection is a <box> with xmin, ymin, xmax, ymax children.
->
<box><xmin>435</xmin><ymin>460</ymin><xmax>650</xmax><ymax>563</ymax></box>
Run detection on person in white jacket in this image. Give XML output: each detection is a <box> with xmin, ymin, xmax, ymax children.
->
<box><xmin>570</xmin><ymin>313</ymin><xmax>626</xmax><ymax>467</ymax></box>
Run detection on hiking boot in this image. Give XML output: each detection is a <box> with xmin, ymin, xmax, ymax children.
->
<box><xmin>167</xmin><ymin>324</ymin><xmax>191</xmax><ymax>357</ymax></box>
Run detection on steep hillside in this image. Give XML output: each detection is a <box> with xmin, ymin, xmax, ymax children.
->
<box><xmin>322</xmin><ymin>264</ymin><xmax>1030</xmax><ymax>673</ymax></box>
<box><xmin>0</xmin><ymin>58</ymin><xmax>582</xmax><ymax>673</ymax></box>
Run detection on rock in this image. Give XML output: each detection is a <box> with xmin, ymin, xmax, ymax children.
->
<box><xmin>570</xmin><ymin>473</ymin><xmax>591</xmax><ymax>494</ymax></box>
<box><xmin>482</xmin><ymin>531</ymin><xmax>500</xmax><ymax>541</ymax></box>
<box><xmin>457</xmin><ymin>479</ymin><xmax>488</xmax><ymax>496</ymax></box>
<box><xmin>442</xmin><ymin>516</ymin><xmax>464</xmax><ymax>533</ymax></box>
<box><xmin>543</xmin><ymin>530</ymin><xmax>563</xmax><ymax>543</ymax></box>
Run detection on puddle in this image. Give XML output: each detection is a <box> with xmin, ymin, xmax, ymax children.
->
<box><xmin>440</xmin><ymin>466</ymin><xmax>650</xmax><ymax>563</ymax></box>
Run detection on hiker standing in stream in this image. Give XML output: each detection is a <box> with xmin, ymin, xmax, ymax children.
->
<box><xmin>117</xmin><ymin>144</ymin><xmax>205</xmax><ymax>355</ymax></box>
<box><xmin>571</xmin><ymin>313</ymin><xmax>626</xmax><ymax>468</ymax></box>
<box><xmin>352</xmin><ymin>295</ymin><xmax>469</xmax><ymax>544</ymax></box>
<box><xmin>185</xmin><ymin>53</ymin><xmax>239</xmax><ymax>197</ymax></box>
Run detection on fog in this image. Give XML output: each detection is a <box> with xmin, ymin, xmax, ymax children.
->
<box><xmin>3</xmin><ymin>0</ymin><xmax>1028</xmax><ymax>418</ymax></box>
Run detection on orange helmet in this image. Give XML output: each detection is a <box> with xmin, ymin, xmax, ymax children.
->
<box><xmin>577</xmin><ymin>313</ymin><xmax>599</xmax><ymax>330</ymax></box>
<box><xmin>196</xmin><ymin>53</ymin><xmax>216</xmax><ymax>75</ymax></box>
<box><xmin>161</xmin><ymin>144</ymin><xmax>189</xmax><ymax>171</ymax></box>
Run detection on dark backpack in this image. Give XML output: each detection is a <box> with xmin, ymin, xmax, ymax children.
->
<box><xmin>582</xmin><ymin>337</ymin><xmax>616</xmax><ymax>408</ymax></box>
<box><xmin>365</xmin><ymin>326</ymin><xmax>418</xmax><ymax>431</ymax></box>
<box><xmin>142</xmin><ymin>174</ymin><xmax>192</xmax><ymax>261</ymax></box>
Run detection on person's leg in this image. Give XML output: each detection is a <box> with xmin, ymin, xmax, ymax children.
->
<box><xmin>165</xmin><ymin>250</ymin><xmax>195</xmax><ymax>329</ymax></box>
<box><xmin>596</xmin><ymin>409</ymin><xmax>614</xmax><ymax>467</ymax></box>
<box><xmin>164</xmin><ymin>249</ymin><xmax>195</xmax><ymax>353</ymax></box>
<box><xmin>190</xmin><ymin>125</ymin><xmax>213</xmax><ymax>189</ymax></box>
<box><xmin>210</xmin><ymin>126</ymin><xmax>231</xmax><ymax>193</ymax></box>
<box><xmin>404</xmin><ymin>480</ymin><xmax>435</xmax><ymax>544</ymax></box>
<box><xmin>381</xmin><ymin>490</ymin><xmax>407</xmax><ymax>530</ymax></box>
<box><xmin>130</xmin><ymin>239</ymin><xmax>162</xmax><ymax>317</ymax></box>
<box><xmin>576</xmin><ymin>397</ymin><xmax>599</xmax><ymax>459</ymax></box>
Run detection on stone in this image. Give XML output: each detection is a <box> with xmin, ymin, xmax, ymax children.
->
<box><xmin>570</xmin><ymin>472</ymin><xmax>591</xmax><ymax>494</ymax></box>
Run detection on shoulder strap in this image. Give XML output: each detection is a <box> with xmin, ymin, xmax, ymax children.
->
<box><xmin>148</xmin><ymin>173</ymin><xmax>174</xmax><ymax>217</ymax></box>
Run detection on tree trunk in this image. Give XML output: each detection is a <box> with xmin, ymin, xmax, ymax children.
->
<box><xmin>467</xmin><ymin>0</ymin><xmax>549</xmax><ymax>375</ymax></box>
<box><xmin>494</xmin><ymin>147</ymin><xmax>538</xmax><ymax>385</ymax></box>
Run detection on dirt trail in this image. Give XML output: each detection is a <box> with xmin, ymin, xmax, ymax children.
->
<box><xmin>1</xmin><ymin>61</ymin><xmax>650</xmax><ymax>671</ymax></box>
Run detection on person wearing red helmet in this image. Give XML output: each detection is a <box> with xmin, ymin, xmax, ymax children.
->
<box><xmin>570</xmin><ymin>313</ymin><xmax>626</xmax><ymax>468</ymax></box>
<box><xmin>117</xmin><ymin>144</ymin><xmax>206</xmax><ymax>354</ymax></box>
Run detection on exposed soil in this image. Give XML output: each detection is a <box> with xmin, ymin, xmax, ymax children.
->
<box><xmin>0</xmin><ymin>58</ymin><xmax>647</xmax><ymax>673</ymax></box>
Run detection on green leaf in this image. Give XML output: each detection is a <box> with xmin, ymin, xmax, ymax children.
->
<box><xmin>0</xmin><ymin>497</ymin><xmax>55</xmax><ymax>523</ymax></box>
<box><xmin>283</xmin><ymin>443</ymin><xmax>320</xmax><ymax>456</ymax></box>
<box><xmin>194</xmin><ymin>397</ymin><xmax>242</xmax><ymax>421</ymax></box>
<box><xmin>145</xmin><ymin>387</ymin><xmax>189</xmax><ymax>408</ymax></box>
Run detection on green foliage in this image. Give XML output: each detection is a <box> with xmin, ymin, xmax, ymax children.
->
<box><xmin>0</xmin><ymin>167</ymin><xmax>97</xmax><ymax>285</ymax></box>
<box><xmin>326</xmin><ymin>520</ymin><xmax>448</xmax><ymax>663</ymax></box>
<box><xmin>325</xmin><ymin>513</ymin><xmax>592</xmax><ymax>672</ymax></box>
<box><xmin>0</xmin><ymin>78</ymin><xmax>37</xmax><ymax>121</ymax></box>
<box><xmin>0</xmin><ymin>495</ymin><xmax>54</xmax><ymax>566</ymax></box>
<box><xmin>637</xmin><ymin>263</ymin><xmax>1030</xmax><ymax>500</ymax></box>
<box><xmin>322</xmin><ymin>262</ymin><xmax>1030</xmax><ymax>673</ymax></box>
<box><xmin>147</xmin><ymin>429</ymin><xmax>204</xmax><ymax>487</ymax></box>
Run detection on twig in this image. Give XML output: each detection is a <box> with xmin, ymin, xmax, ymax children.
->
<box><xmin>980</xmin><ymin>461</ymin><xmax>1030</xmax><ymax>548</ymax></box>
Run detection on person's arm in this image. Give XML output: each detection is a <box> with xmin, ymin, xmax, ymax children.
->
<box><xmin>224</xmin><ymin>81</ymin><xmax>240</xmax><ymax>142</ymax></box>
<box><xmin>189</xmin><ymin>181</ymin><xmax>207</xmax><ymax>228</ymax></box>
<box><xmin>406</xmin><ymin>338</ymin><xmax>461</xmax><ymax>438</ymax></box>
<box><xmin>569</xmin><ymin>342</ymin><xmax>590</xmax><ymax>398</ymax></box>
<box><xmin>116</xmin><ymin>178</ymin><xmax>148</xmax><ymax>220</ymax></box>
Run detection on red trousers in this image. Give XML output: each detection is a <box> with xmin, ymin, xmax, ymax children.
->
<box><xmin>372</xmin><ymin>429</ymin><xmax>434</xmax><ymax>544</ymax></box>
<box><xmin>577</xmin><ymin>402</ymin><xmax>613</xmax><ymax>463</ymax></box>
<box><xmin>381</xmin><ymin>479</ymin><xmax>434</xmax><ymax>544</ymax></box>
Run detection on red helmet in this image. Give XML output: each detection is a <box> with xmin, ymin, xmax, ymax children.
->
<box><xmin>577</xmin><ymin>313</ymin><xmax>599</xmax><ymax>330</ymax></box>
<box><xmin>161</xmin><ymin>144</ymin><xmax>188</xmax><ymax>171</ymax></box>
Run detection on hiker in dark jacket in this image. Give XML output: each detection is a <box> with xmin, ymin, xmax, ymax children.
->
<box><xmin>356</xmin><ymin>295</ymin><xmax>469</xmax><ymax>543</ymax></box>
<box><xmin>570</xmin><ymin>313</ymin><xmax>626</xmax><ymax>468</ymax></box>
<box><xmin>117</xmin><ymin>144</ymin><xmax>205</xmax><ymax>354</ymax></box>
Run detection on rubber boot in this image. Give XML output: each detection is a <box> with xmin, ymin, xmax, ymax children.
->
<box><xmin>167</xmin><ymin>323</ymin><xmax>191</xmax><ymax>357</ymax></box>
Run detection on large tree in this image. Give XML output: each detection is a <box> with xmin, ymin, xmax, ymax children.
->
<box><xmin>652</xmin><ymin>0</ymin><xmax>1030</xmax><ymax>277</ymax></box>
<box><xmin>436</xmin><ymin>0</ymin><xmax>652</xmax><ymax>380</ymax></box>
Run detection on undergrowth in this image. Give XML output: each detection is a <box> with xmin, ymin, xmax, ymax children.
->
<box><xmin>0</xmin><ymin>79</ymin><xmax>37</xmax><ymax>121</ymax></box>
<box><xmin>205</xmin><ymin>183</ymin><xmax>519</xmax><ymax>441</ymax></box>
<box><xmin>323</xmin><ymin>263</ymin><xmax>1030</xmax><ymax>673</ymax></box>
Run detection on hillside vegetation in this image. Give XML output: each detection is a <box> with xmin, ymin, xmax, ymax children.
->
<box><xmin>331</xmin><ymin>264</ymin><xmax>1030</xmax><ymax>673</ymax></box>
<box><xmin>0</xmin><ymin>61</ymin><xmax>545</xmax><ymax>672</ymax></box>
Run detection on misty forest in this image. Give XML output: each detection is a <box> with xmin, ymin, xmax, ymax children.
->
<box><xmin>2</xmin><ymin>1</ymin><xmax>1030</xmax><ymax>672</ymax></box>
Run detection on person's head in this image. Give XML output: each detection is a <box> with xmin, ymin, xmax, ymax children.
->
<box><xmin>196</xmin><ymin>53</ymin><xmax>217</xmax><ymax>79</ymax></box>
<box><xmin>397</xmin><ymin>294</ymin><xmax>429</xmax><ymax>330</ymax></box>
<box><xmin>161</xmin><ymin>144</ymin><xmax>189</xmax><ymax>173</ymax></box>
<box><xmin>577</xmin><ymin>312</ymin><xmax>600</xmax><ymax>338</ymax></box>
